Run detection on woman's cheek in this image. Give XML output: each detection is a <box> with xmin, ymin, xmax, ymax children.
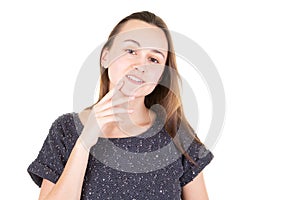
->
<box><xmin>108</xmin><ymin>67</ymin><xmax>123</xmax><ymax>85</ymax></box>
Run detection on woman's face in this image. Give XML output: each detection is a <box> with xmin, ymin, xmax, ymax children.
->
<box><xmin>102</xmin><ymin>19</ymin><xmax>168</xmax><ymax>97</ymax></box>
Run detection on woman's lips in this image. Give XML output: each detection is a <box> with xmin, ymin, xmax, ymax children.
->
<box><xmin>125</xmin><ymin>75</ymin><xmax>145</xmax><ymax>85</ymax></box>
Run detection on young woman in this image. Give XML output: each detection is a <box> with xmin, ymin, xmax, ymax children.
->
<box><xmin>27</xmin><ymin>11</ymin><xmax>214</xmax><ymax>200</ymax></box>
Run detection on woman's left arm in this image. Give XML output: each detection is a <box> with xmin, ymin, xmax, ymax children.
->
<box><xmin>181</xmin><ymin>172</ymin><xmax>209</xmax><ymax>200</ymax></box>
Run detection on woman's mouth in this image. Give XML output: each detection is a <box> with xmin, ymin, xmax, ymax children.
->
<box><xmin>125</xmin><ymin>75</ymin><xmax>145</xmax><ymax>85</ymax></box>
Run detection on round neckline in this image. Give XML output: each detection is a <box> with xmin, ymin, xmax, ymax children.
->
<box><xmin>73</xmin><ymin>106</ymin><xmax>165</xmax><ymax>140</ymax></box>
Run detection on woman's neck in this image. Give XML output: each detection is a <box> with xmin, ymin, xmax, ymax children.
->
<box><xmin>125</xmin><ymin>96</ymin><xmax>150</xmax><ymax>124</ymax></box>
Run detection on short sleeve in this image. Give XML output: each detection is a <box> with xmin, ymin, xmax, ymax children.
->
<box><xmin>27</xmin><ymin>115</ymin><xmax>69</xmax><ymax>187</ymax></box>
<box><xmin>179</xmin><ymin>139</ymin><xmax>214</xmax><ymax>187</ymax></box>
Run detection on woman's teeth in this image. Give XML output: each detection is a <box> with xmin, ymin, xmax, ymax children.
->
<box><xmin>126</xmin><ymin>75</ymin><xmax>144</xmax><ymax>83</ymax></box>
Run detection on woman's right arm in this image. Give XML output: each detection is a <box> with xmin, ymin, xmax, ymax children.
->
<box><xmin>38</xmin><ymin>137</ymin><xmax>90</xmax><ymax>200</ymax></box>
<box><xmin>38</xmin><ymin>81</ymin><xmax>134</xmax><ymax>200</ymax></box>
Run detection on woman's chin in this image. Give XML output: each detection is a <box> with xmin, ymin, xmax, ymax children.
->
<box><xmin>120</xmin><ymin>84</ymin><xmax>156</xmax><ymax>97</ymax></box>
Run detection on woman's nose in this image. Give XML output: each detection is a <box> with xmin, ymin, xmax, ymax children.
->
<box><xmin>134</xmin><ymin>64</ymin><xmax>146</xmax><ymax>72</ymax></box>
<box><xmin>133</xmin><ymin>52</ymin><xmax>147</xmax><ymax>72</ymax></box>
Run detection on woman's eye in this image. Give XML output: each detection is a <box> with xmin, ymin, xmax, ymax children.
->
<box><xmin>125</xmin><ymin>49</ymin><xmax>137</xmax><ymax>55</ymax></box>
<box><xmin>149</xmin><ymin>57</ymin><xmax>159</xmax><ymax>64</ymax></box>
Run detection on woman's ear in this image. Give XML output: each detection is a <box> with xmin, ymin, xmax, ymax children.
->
<box><xmin>101</xmin><ymin>48</ymin><xmax>110</xmax><ymax>68</ymax></box>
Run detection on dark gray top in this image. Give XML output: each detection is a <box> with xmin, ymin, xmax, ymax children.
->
<box><xmin>27</xmin><ymin>107</ymin><xmax>213</xmax><ymax>200</ymax></box>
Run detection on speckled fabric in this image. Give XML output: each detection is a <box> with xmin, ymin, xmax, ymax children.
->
<box><xmin>27</xmin><ymin>107</ymin><xmax>213</xmax><ymax>199</ymax></box>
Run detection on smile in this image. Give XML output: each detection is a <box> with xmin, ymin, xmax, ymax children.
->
<box><xmin>126</xmin><ymin>75</ymin><xmax>145</xmax><ymax>85</ymax></box>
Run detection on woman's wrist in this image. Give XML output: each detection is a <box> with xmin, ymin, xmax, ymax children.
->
<box><xmin>77</xmin><ymin>136</ymin><xmax>92</xmax><ymax>152</ymax></box>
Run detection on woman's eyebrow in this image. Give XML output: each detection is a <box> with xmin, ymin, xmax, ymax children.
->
<box><xmin>151</xmin><ymin>49</ymin><xmax>165</xmax><ymax>59</ymax></box>
<box><xmin>123</xmin><ymin>39</ymin><xmax>165</xmax><ymax>59</ymax></box>
<box><xmin>123</xmin><ymin>39</ymin><xmax>140</xmax><ymax>46</ymax></box>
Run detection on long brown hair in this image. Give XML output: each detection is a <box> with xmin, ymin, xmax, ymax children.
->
<box><xmin>85</xmin><ymin>11</ymin><xmax>203</xmax><ymax>167</ymax></box>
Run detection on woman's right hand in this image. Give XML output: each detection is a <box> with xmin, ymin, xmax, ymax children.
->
<box><xmin>78</xmin><ymin>80</ymin><xmax>135</xmax><ymax>150</ymax></box>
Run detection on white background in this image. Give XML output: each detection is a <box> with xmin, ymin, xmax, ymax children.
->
<box><xmin>1</xmin><ymin>0</ymin><xmax>299</xmax><ymax>199</ymax></box>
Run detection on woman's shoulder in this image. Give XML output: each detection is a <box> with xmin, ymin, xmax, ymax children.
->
<box><xmin>48</xmin><ymin>111</ymin><xmax>82</xmax><ymax>142</ymax></box>
<box><xmin>50</xmin><ymin>112</ymin><xmax>76</xmax><ymax>128</ymax></box>
<box><xmin>52</xmin><ymin>111</ymin><xmax>82</xmax><ymax>125</ymax></box>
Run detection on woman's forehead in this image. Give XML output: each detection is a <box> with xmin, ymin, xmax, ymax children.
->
<box><xmin>113</xmin><ymin>20</ymin><xmax>169</xmax><ymax>52</ymax></box>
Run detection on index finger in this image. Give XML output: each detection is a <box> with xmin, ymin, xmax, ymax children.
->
<box><xmin>98</xmin><ymin>80</ymin><xmax>125</xmax><ymax>104</ymax></box>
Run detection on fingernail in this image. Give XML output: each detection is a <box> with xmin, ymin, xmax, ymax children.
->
<box><xmin>129</xmin><ymin>96</ymin><xmax>135</xmax><ymax>100</ymax></box>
